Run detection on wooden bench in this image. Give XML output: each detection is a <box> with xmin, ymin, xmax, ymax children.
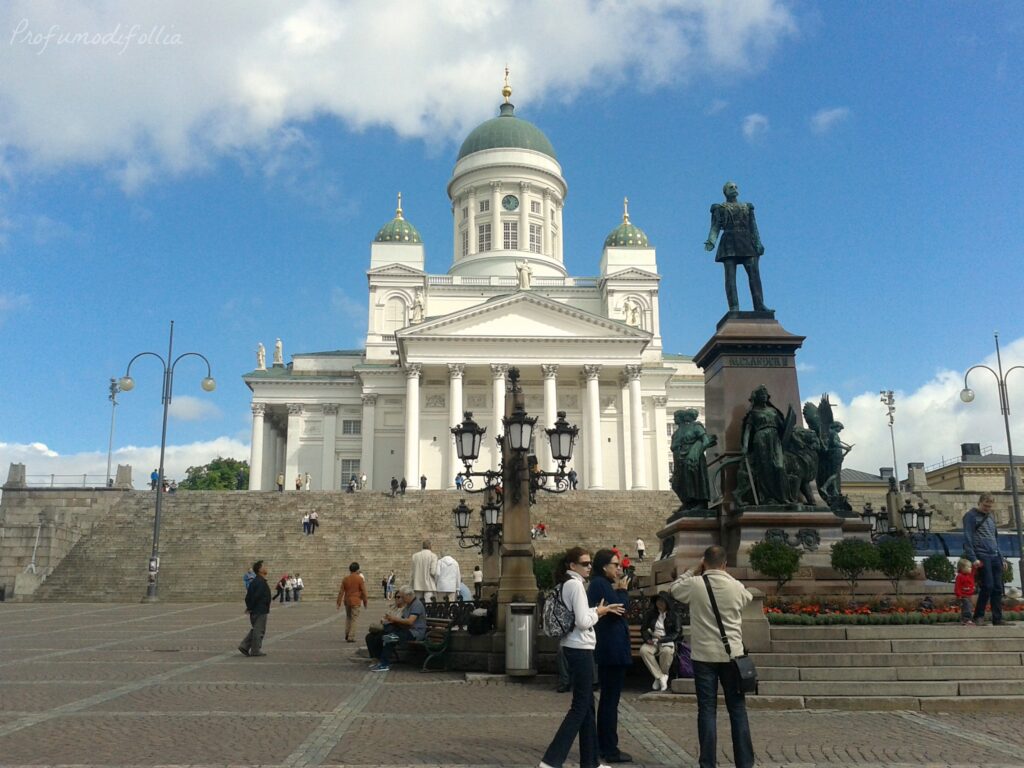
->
<box><xmin>396</xmin><ymin>617</ymin><xmax>453</xmax><ymax>671</ymax></box>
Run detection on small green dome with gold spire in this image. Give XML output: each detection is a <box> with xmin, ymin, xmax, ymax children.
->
<box><xmin>374</xmin><ymin>193</ymin><xmax>422</xmax><ymax>244</ymax></box>
<box><xmin>604</xmin><ymin>198</ymin><xmax>650</xmax><ymax>248</ymax></box>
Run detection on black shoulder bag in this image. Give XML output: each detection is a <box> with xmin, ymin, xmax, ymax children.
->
<box><xmin>702</xmin><ymin>574</ymin><xmax>758</xmax><ymax>695</ymax></box>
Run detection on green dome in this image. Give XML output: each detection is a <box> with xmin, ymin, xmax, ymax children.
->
<box><xmin>457</xmin><ymin>103</ymin><xmax>557</xmax><ymax>161</ymax></box>
<box><xmin>374</xmin><ymin>209</ymin><xmax>422</xmax><ymax>244</ymax></box>
<box><xmin>604</xmin><ymin>221</ymin><xmax>650</xmax><ymax>248</ymax></box>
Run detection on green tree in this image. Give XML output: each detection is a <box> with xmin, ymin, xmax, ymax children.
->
<box><xmin>533</xmin><ymin>552</ymin><xmax>562</xmax><ymax>591</ymax></box>
<box><xmin>876</xmin><ymin>537</ymin><xmax>916</xmax><ymax>594</ymax></box>
<box><xmin>749</xmin><ymin>539</ymin><xmax>802</xmax><ymax>594</ymax></box>
<box><xmin>830</xmin><ymin>539</ymin><xmax>880</xmax><ymax>598</ymax></box>
<box><xmin>922</xmin><ymin>554</ymin><xmax>955</xmax><ymax>583</ymax></box>
<box><xmin>179</xmin><ymin>457</ymin><xmax>249</xmax><ymax>491</ymax></box>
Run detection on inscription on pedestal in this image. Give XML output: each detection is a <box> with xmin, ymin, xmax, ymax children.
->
<box><xmin>728</xmin><ymin>355</ymin><xmax>789</xmax><ymax>368</ymax></box>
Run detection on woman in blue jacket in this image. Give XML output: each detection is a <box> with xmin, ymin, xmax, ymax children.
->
<box><xmin>588</xmin><ymin>548</ymin><xmax>632</xmax><ymax>763</ymax></box>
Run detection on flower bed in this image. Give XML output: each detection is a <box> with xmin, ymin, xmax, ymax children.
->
<box><xmin>763</xmin><ymin>596</ymin><xmax>1024</xmax><ymax>625</ymax></box>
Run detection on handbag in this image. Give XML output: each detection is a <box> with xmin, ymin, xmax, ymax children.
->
<box><xmin>702</xmin><ymin>574</ymin><xmax>758</xmax><ymax>695</ymax></box>
<box><xmin>676</xmin><ymin>641</ymin><xmax>694</xmax><ymax>679</ymax></box>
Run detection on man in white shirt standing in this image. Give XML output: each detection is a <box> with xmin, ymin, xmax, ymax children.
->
<box><xmin>635</xmin><ymin>537</ymin><xmax>646</xmax><ymax>561</ymax></box>
<box><xmin>410</xmin><ymin>540</ymin><xmax>438</xmax><ymax>602</ymax></box>
<box><xmin>670</xmin><ymin>545</ymin><xmax>754</xmax><ymax>768</ymax></box>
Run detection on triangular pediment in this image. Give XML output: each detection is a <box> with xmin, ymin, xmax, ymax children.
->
<box><xmin>602</xmin><ymin>267</ymin><xmax>661</xmax><ymax>281</ymax></box>
<box><xmin>396</xmin><ymin>291</ymin><xmax>650</xmax><ymax>341</ymax></box>
<box><xmin>367</xmin><ymin>264</ymin><xmax>425</xmax><ymax>277</ymax></box>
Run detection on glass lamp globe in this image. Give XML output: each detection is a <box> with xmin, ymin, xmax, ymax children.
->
<box><xmin>960</xmin><ymin>388</ymin><xmax>975</xmax><ymax>403</ymax></box>
<box><xmin>452</xmin><ymin>500</ymin><xmax>472</xmax><ymax>532</ymax></box>
<box><xmin>118</xmin><ymin>376</ymin><xmax>135</xmax><ymax>391</ymax></box>
<box><xmin>201</xmin><ymin>377</ymin><xmax>216</xmax><ymax>392</ymax></box>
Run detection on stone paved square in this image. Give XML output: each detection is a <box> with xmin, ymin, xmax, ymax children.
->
<box><xmin>1</xmin><ymin>602</ymin><xmax>1023</xmax><ymax>768</ymax></box>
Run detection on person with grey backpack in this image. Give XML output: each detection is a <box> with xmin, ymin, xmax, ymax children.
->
<box><xmin>539</xmin><ymin>547</ymin><xmax>624</xmax><ymax>768</ymax></box>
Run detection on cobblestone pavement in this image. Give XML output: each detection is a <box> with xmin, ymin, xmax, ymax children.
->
<box><xmin>1</xmin><ymin>602</ymin><xmax>1022</xmax><ymax>768</ymax></box>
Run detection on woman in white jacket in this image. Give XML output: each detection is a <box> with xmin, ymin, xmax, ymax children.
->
<box><xmin>540</xmin><ymin>547</ymin><xmax>625</xmax><ymax>768</ymax></box>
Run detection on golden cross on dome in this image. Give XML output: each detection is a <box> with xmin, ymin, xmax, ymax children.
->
<box><xmin>396</xmin><ymin>192</ymin><xmax>403</xmax><ymax>219</ymax></box>
<box><xmin>623</xmin><ymin>196</ymin><xmax>631</xmax><ymax>224</ymax></box>
<box><xmin>502</xmin><ymin>66</ymin><xmax>512</xmax><ymax>103</ymax></box>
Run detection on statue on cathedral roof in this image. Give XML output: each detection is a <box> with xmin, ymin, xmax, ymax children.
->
<box><xmin>515</xmin><ymin>259</ymin><xmax>533</xmax><ymax>290</ymax></box>
<box><xmin>273</xmin><ymin>338</ymin><xmax>283</xmax><ymax>366</ymax></box>
<box><xmin>256</xmin><ymin>342</ymin><xmax>266</xmax><ymax>371</ymax></box>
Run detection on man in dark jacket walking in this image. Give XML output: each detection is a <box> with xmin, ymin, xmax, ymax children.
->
<box><xmin>239</xmin><ymin>560</ymin><xmax>271</xmax><ymax>657</ymax></box>
<box><xmin>963</xmin><ymin>493</ymin><xmax>1005</xmax><ymax>625</ymax></box>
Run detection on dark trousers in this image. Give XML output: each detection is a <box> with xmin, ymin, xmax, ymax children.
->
<box><xmin>542</xmin><ymin>647</ymin><xmax>599</xmax><ymax>768</ymax></box>
<box><xmin>597</xmin><ymin>664</ymin><xmax>627</xmax><ymax>759</ymax></box>
<box><xmin>723</xmin><ymin>258</ymin><xmax>766</xmax><ymax>312</ymax></box>
<box><xmin>693</xmin><ymin>660</ymin><xmax>755</xmax><ymax>768</ymax></box>
<box><xmin>366</xmin><ymin>627</ymin><xmax>411</xmax><ymax>666</ymax></box>
<box><xmin>974</xmin><ymin>555</ymin><xmax>1004</xmax><ymax>623</ymax></box>
<box><xmin>239</xmin><ymin>612</ymin><xmax>267</xmax><ymax>655</ymax></box>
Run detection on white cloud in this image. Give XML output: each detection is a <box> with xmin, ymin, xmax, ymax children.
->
<box><xmin>742</xmin><ymin>113</ymin><xmax>769</xmax><ymax>142</ymax></box>
<box><xmin>833</xmin><ymin>336</ymin><xmax>1024</xmax><ymax>477</ymax></box>
<box><xmin>0</xmin><ymin>291</ymin><xmax>30</xmax><ymax>325</ymax></box>
<box><xmin>0</xmin><ymin>436</ymin><xmax>249</xmax><ymax>489</ymax></box>
<box><xmin>0</xmin><ymin>1</ymin><xmax>797</xmax><ymax>184</ymax></box>
<box><xmin>810</xmin><ymin>106</ymin><xmax>850</xmax><ymax>135</ymax></box>
<box><xmin>705</xmin><ymin>98</ymin><xmax>729</xmax><ymax>116</ymax></box>
<box><xmin>168</xmin><ymin>395</ymin><xmax>221</xmax><ymax>422</ymax></box>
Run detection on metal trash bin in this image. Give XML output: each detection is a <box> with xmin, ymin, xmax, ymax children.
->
<box><xmin>505</xmin><ymin>602</ymin><xmax>537</xmax><ymax>676</ymax></box>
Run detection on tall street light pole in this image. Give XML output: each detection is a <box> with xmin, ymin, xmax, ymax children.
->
<box><xmin>119</xmin><ymin>321</ymin><xmax>216</xmax><ymax>602</ymax></box>
<box><xmin>880</xmin><ymin>390</ymin><xmax>899</xmax><ymax>488</ymax></box>
<box><xmin>960</xmin><ymin>332</ymin><xmax>1024</xmax><ymax>564</ymax></box>
<box><xmin>105</xmin><ymin>378</ymin><xmax>121</xmax><ymax>487</ymax></box>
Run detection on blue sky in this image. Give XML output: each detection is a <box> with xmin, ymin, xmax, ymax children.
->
<box><xmin>1</xmin><ymin>1</ymin><xmax>1023</xmax><ymax>484</ymax></box>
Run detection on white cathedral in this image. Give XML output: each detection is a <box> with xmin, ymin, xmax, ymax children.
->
<box><xmin>244</xmin><ymin>81</ymin><xmax>704</xmax><ymax>492</ymax></box>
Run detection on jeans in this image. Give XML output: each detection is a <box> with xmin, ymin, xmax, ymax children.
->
<box><xmin>693</xmin><ymin>660</ymin><xmax>755</xmax><ymax>768</ymax></box>
<box><xmin>375</xmin><ymin>628</ymin><xmax>412</xmax><ymax>666</ymax></box>
<box><xmin>542</xmin><ymin>647</ymin><xmax>599</xmax><ymax>768</ymax></box>
<box><xmin>597</xmin><ymin>664</ymin><xmax>627</xmax><ymax>758</ymax></box>
<box><xmin>239</xmin><ymin>612</ymin><xmax>267</xmax><ymax>655</ymax></box>
<box><xmin>960</xmin><ymin>596</ymin><xmax>974</xmax><ymax>622</ymax></box>
<box><xmin>974</xmin><ymin>555</ymin><xmax>1004</xmax><ymax>623</ymax></box>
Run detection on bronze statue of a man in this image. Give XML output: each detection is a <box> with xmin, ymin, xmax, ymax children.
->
<box><xmin>704</xmin><ymin>181</ymin><xmax>770</xmax><ymax>312</ymax></box>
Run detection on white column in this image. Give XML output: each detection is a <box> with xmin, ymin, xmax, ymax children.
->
<box><xmin>404</xmin><ymin>364</ymin><xmax>421</xmax><ymax>486</ymax></box>
<box><xmin>468</xmin><ymin>189</ymin><xmax>477</xmax><ymax>255</ymax></box>
<box><xmin>519</xmin><ymin>181</ymin><xmax>530</xmax><ymax>251</ymax></box>
<box><xmin>285</xmin><ymin>404</ymin><xmax>303</xmax><ymax>488</ymax></box>
<box><xmin>491</xmin><ymin>364</ymin><xmax>508</xmax><ymax>465</ymax></box>
<box><xmin>541</xmin><ymin>364</ymin><xmax>559</xmax><ymax>474</ymax></box>
<box><xmin>452</xmin><ymin>196</ymin><xmax>460</xmax><ymax>262</ymax></box>
<box><xmin>652</xmin><ymin>396</ymin><xmax>669</xmax><ymax>490</ymax></box>
<box><xmin>360</xmin><ymin>394</ymin><xmax>377</xmax><ymax>491</ymax></box>
<box><xmin>321</xmin><ymin>404</ymin><xmax>338</xmax><ymax>491</ymax></box>
<box><xmin>555</xmin><ymin>201</ymin><xmax>564</xmax><ymax>261</ymax></box>
<box><xmin>262</xmin><ymin>419</ymin><xmax>276</xmax><ymax>489</ymax></box>
<box><xmin>275</xmin><ymin>429</ymin><xmax>285</xmax><ymax>485</ymax></box>
<box><xmin>447</xmin><ymin>364</ymin><xmax>465</xmax><ymax>489</ymax></box>
<box><xmin>542</xmin><ymin>190</ymin><xmax>552</xmax><ymax>256</ymax></box>
<box><xmin>248</xmin><ymin>403</ymin><xmax>266</xmax><ymax>490</ymax></box>
<box><xmin>625</xmin><ymin>365</ymin><xmax>648</xmax><ymax>490</ymax></box>
<box><xmin>619</xmin><ymin>376</ymin><xmax>632</xmax><ymax>490</ymax></box>
<box><xmin>491</xmin><ymin>182</ymin><xmax>502</xmax><ymax>247</ymax></box>
<box><xmin>584</xmin><ymin>364</ymin><xmax>603</xmax><ymax>489</ymax></box>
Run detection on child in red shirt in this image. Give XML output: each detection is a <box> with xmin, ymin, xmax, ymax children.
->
<box><xmin>954</xmin><ymin>558</ymin><xmax>977</xmax><ymax>625</ymax></box>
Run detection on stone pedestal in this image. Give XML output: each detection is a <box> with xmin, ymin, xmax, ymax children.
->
<box><xmin>650</xmin><ymin>512</ymin><xmax>721</xmax><ymax>591</ymax></box>
<box><xmin>726</xmin><ymin>507</ymin><xmax>845</xmax><ymax>569</ymax></box>
<box><xmin>693</xmin><ymin>311</ymin><xmax>806</xmax><ymax>541</ymax></box>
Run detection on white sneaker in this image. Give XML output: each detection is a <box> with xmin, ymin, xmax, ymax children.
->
<box><xmin>651</xmin><ymin>678</ymin><xmax>661</xmax><ymax>691</ymax></box>
<box><xmin>660</xmin><ymin>674</ymin><xmax>670</xmax><ymax>691</ymax></box>
<box><xmin>539</xmin><ymin>762</ymin><xmax>558</xmax><ymax>768</ymax></box>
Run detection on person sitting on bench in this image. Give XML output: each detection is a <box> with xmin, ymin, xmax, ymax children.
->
<box><xmin>367</xmin><ymin>585</ymin><xmax>426</xmax><ymax>672</ymax></box>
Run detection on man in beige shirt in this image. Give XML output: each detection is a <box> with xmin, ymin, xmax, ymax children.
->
<box><xmin>670</xmin><ymin>545</ymin><xmax>754</xmax><ymax>768</ymax></box>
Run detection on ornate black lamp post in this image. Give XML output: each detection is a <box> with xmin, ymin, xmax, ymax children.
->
<box><xmin>862</xmin><ymin>500</ymin><xmax>932</xmax><ymax>543</ymax></box>
<box><xmin>960</xmin><ymin>331</ymin><xmax>1024</xmax><ymax>566</ymax></box>
<box><xmin>450</xmin><ymin>367</ymin><xmax>578</xmax><ymax>622</ymax></box>
<box><xmin>118</xmin><ymin>321</ymin><xmax>215</xmax><ymax>602</ymax></box>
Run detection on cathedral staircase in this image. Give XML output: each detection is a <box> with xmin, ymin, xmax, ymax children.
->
<box><xmin>668</xmin><ymin>623</ymin><xmax>1024</xmax><ymax>711</ymax></box>
<box><xmin>30</xmin><ymin>489</ymin><xmax>675</xmax><ymax>602</ymax></box>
